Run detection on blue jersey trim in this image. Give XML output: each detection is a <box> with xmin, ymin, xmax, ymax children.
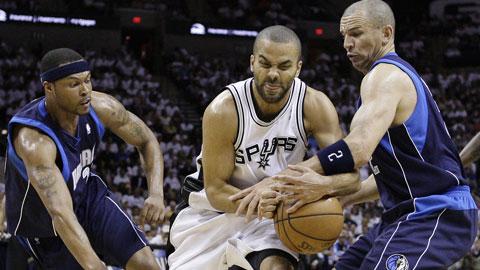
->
<box><xmin>407</xmin><ymin>186</ymin><xmax>477</xmax><ymax>220</ymax></box>
<box><xmin>374</xmin><ymin>59</ymin><xmax>429</xmax><ymax>154</ymax></box>
<box><xmin>38</xmin><ymin>98</ymin><xmax>48</xmax><ymax>118</ymax></box>
<box><xmin>88</xmin><ymin>106</ymin><xmax>105</xmax><ymax>140</ymax></box>
<box><xmin>8</xmin><ymin>116</ymin><xmax>71</xmax><ymax>182</ymax></box>
<box><xmin>7</xmin><ymin>139</ymin><xmax>28</xmax><ymax>180</ymax></box>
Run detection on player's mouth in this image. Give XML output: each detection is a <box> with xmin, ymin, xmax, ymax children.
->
<box><xmin>264</xmin><ymin>83</ymin><xmax>281</xmax><ymax>91</ymax></box>
<box><xmin>347</xmin><ymin>53</ymin><xmax>359</xmax><ymax>62</ymax></box>
<box><xmin>80</xmin><ymin>98</ymin><xmax>91</xmax><ymax>106</ymax></box>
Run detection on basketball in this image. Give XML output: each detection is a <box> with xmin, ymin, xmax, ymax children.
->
<box><xmin>274</xmin><ymin>198</ymin><xmax>344</xmax><ymax>254</ymax></box>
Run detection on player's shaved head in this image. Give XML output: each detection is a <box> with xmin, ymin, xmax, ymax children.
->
<box><xmin>342</xmin><ymin>0</ymin><xmax>395</xmax><ymax>30</ymax></box>
<box><xmin>253</xmin><ymin>25</ymin><xmax>302</xmax><ymax>60</ymax></box>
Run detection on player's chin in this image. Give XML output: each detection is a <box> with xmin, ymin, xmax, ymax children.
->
<box><xmin>77</xmin><ymin>106</ymin><xmax>90</xmax><ymax>115</ymax></box>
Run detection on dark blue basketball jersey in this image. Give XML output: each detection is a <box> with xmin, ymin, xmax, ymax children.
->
<box><xmin>5</xmin><ymin>97</ymin><xmax>105</xmax><ymax>237</ymax></box>
<box><xmin>366</xmin><ymin>52</ymin><xmax>473</xmax><ymax>215</ymax></box>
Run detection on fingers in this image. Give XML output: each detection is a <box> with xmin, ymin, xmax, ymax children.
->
<box><xmin>287</xmin><ymin>164</ymin><xmax>311</xmax><ymax>173</ymax></box>
<box><xmin>139</xmin><ymin>207</ymin><xmax>147</xmax><ymax>228</ymax></box>
<box><xmin>245</xmin><ymin>195</ymin><xmax>260</xmax><ymax>222</ymax></box>
<box><xmin>286</xmin><ymin>199</ymin><xmax>306</xmax><ymax>214</ymax></box>
<box><xmin>272</xmin><ymin>182</ymin><xmax>301</xmax><ymax>193</ymax></box>
<box><xmin>228</xmin><ymin>186</ymin><xmax>253</xmax><ymax>201</ymax></box>
<box><xmin>235</xmin><ymin>192</ymin><xmax>254</xmax><ymax>216</ymax></box>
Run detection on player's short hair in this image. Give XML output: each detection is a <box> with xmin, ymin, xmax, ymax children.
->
<box><xmin>253</xmin><ymin>25</ymin><xmax>302</xmax><ymax>59</ymax></box>
<box><xmin>343</xmin><ymin>0</ymin><xmax>395</xmax><ymax>30</ymax></box>
<box><xmin>40</xmin><ymin>48</ymin><xmax>84</xmax><ymax>74</ymax></box>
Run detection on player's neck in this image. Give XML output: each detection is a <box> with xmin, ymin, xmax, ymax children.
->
<box><xmin>45</xmin><ymin>99</ymin><xmax>79</xmax><ymax>136</ymax></box>
<box><xmin>251</xmin><ymin>84</ymin><xmax>290</xmax><ymax>122</ymax></box>
<box><xmin>363</xmin><ymin>46</ymin><xmax>396</xmax><ymax>75</ymax></box>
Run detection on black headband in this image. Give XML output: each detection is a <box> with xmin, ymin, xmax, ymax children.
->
<box><xmin>40</xmin><ymin>60</ymin><xmax>90</xmax><ymax>83</ymax></box>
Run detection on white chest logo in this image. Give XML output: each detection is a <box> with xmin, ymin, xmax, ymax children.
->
<box><xmin>72</xmin><ymin>146</ymin><xmax>95</xmax><ymax>190</ymax></box>
<box><xmin>86</xmin><ymin>123</ymin><xmax>91</xmax><ymax>135</ymax></box>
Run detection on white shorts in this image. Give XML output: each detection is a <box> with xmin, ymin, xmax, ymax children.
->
<box><xmin>168</xmin><ymin>191</ymin><xmax>298</xmax><ymax>270</ymax></box>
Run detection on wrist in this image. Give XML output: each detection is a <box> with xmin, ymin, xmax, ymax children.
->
<box><xmin>316</xmin><ymin>139</ymin><xmax>355</xmax><ymax>175</ymax></box>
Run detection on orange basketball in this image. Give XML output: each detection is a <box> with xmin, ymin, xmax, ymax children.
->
<box><xmin>274</xmin><ymin>198</ymin><xmax>344</xmax><ymax>254</ymax></box>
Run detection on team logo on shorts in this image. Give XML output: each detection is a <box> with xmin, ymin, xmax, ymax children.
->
<box><xmin>386</xmin><ymin>254</ymin><xmax>409</xmax><ymax>270</ymax></box>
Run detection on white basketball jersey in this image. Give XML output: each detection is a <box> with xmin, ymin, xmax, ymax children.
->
<box><xmin>226</xmin><ymin>77</ymin><xmax>308</xmax><ymax>188</ymax></box>
<box><xmin>188</xmin><ymin>77</ymin><xmax>308</xmax><ymax>191</ymax></box>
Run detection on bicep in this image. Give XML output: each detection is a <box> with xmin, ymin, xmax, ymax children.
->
<box><xmin>305</xmin><ymin>90</ymin><xmax>344</xmax><ymax>148</ymax></box>
<box><xmin>202</xmin><ymin>107</ymin><xmax>237</xmax><ymax>190</ymax></box>
<box><xmin>346</xmin><ymin>70</ymin><xmax>404</xmax><ymax>155</ymax></box>
<box><xmin>93</xmin><ymin>93</ymin><xmax>151</xmax><ymax>147</ymax></box>
<box><xmin>348</xmin><ymin>91</ymin><xmax>398</xmax><ymax>150</ymax></box>
<box><xmin>14</xmin><ymin>129</ymin><xmax>72</xmax><ymax>212</ymax></box>
<box><xmin>111</xmin><ymin>110</ymin><xmax>152</xmax><ymax>147</ymax></box>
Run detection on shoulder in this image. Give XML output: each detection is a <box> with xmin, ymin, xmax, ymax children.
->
<box><xmin>13</xmin><ymin>126</ymin><xmax>56</xmax><ymax>162</ymax></box>
<box><xmin>362</xmin><ymin>63</ymin><xmax>413</xmax><ymax>95</ymax></box>
<box><xmin>204</xmin><ymin>90</ymin><xmax>237</xmax><ymax>122</ymax></box>
<box><xmin>203</xmin><ymin>90</ymin><xmax>237</xmax><ymax>138</ymax></box>
<box><xmin>90</xmin><ymin>91</ymin><xmax>127</xmax><ymax>127</ymax></box>
<box><xmin>90</xmin><ymin>91</ymin><xmax>122</xmax><ymax>115</ymax></box>
<box><xmin>303</xmin><ymin>86</ymin><xmax>338</xmax><ymax>119</ymax></box>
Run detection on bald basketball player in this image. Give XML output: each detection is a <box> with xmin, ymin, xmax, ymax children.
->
<box><xmin>259</xmin><ymin>1</ymin><xmax>477</xmax><ymax>269</ymax></box>
<box><xmin>168</xmin><ymin>25</ymin><xmax>360</xmax><ymax>270</ymax></box>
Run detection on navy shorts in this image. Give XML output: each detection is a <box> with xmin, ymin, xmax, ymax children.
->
<box><xmin>17</xmin><ymin>174</ymin><xmax>148</xmax><ymax>269</ymax></box>
<box><xmin>336</xmin><ymin>189</ymin><xmax>478</xmax><ymax>270</ymax></box>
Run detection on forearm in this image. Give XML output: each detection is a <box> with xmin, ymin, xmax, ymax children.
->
<box><xmin>298</xmin><ymin>156</ymin><xmax>324</xmax><ymax>174</ymax></box>
<box><xmin>338</xmin><ymin>175</ymin><xmax>379</xmax><ymax>207</ymax></box>
<box><xmin>326</xmin><ymin>171</ymin><xmax>361</xmax><ymax>197</ymax></box>
<box><xmin>461</xmin><ymin>133</ymin><xmax>480</xmax><ymax>167</ymax></box>
<box><xmin>206</xmin><ymin>183</ymin><xmax>243</xmax><ymax>213</ymax></box>
<box><xmin>51</xmin><ymin>208</ymin><xmax>104</xmax><ymax>269</ymax></box>
<box><xmin>138</xmin><ymin>138</ymin><xmax>164</xmax><ymax>196</ymax></box>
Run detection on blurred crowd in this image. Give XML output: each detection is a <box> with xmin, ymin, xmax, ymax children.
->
<box><xmin>0</xmin><ymin>1</ymin><xmax>479</xmax><ymax>269</ymax></box>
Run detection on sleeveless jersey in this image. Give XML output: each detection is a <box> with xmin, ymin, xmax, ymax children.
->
<box><xmin>5</xmin><ymin>97</ymin><xmax>105</xmax><ymax>237</ymax></box>
<box><xmin>366</xmin><ymin>52</ymin><xmax>469</xmax><ymax>214</ymax></box>
<box><xmin>182</xmin><ymin>77</ymin><xmax>308</xmax><ymax>209</ymax></box>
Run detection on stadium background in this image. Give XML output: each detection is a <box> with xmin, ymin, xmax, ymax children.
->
<box><xmin>0</xmin><ymin>0</ymin><xmax>478</xmax><ymax>269</ymax></box>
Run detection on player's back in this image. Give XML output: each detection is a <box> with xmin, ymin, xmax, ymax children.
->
<box><xmin>367</xmin><ymin>52</ymin><xmax>472</xmax><ymax>215</ymax></box>
<box><xmin>5</xmin><ymin>97</ymin><xmax>105</xmax><ymax>237</ymax></box>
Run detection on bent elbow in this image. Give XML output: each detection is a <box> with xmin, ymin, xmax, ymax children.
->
<box><xmin>205</xmin><ymin>186</ymin><xmax>222</xmax><ymax>209</ymax></box>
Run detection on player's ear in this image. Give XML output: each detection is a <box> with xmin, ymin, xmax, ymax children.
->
<box><xmin>250</xmin><ymin>54</ymin><xmax>255</xmax><ymax>73</ymax></box>
<box><xmin>382</xmin><ymin>25</ymin><xmax>394</xmax><ymax>46</ymax></box>
<box><xmin>43</xmin><ymin>81</ymin><xmax>54</xmax><ymax>94</ymax></box>
<box><xmin>295</xmin><ymin>60</ymin><xmax>303</xmax><ymax>77</ymax></box>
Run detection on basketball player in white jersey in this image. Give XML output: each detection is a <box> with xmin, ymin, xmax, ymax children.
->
<box><xmin>168</xmin><ymin>25</ymin><xmax>360</xmax><ymax>270</ymax></box>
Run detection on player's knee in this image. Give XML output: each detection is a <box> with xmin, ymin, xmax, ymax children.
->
<box><xmin>259</xmin><ymin>255</ymin><xmax>294</xmax><ymax>270</ymax></box>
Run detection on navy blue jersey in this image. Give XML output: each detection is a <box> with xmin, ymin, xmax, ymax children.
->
<box><xmin>366</xmin><ymin>52</ymin><xmax>468</xmax><ymax>214</ymax></box>
<box><xmin>5</xmin><ymin>97</ymin><xmax>105</xmax><ymax>237</ymax></box>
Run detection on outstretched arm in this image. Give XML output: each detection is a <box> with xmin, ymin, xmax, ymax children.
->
<box><xmin>259</xmin><ymin>65</ymin><xmax>414</xmax><ymax>215</ymax></box>
<box><xmin>92</xmin><ymin>91</ymin><xmax>164</xmax><ymax>226</ymax></box>
<box><xmin>14</xmin><ymin>127</ymin><xmax>105</xmax><ymax>270</ymax></box>
<box><xmin>461</xmin><ymin>132</ymin><xmax>480</xmax><ymax>167</ymax></box>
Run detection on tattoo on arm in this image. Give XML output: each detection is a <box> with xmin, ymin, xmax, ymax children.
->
<box><xmin>130</xmin><ymin>119</ymin><xmax>146</xmax><ymax>139</ymax></box>
<box><xmin>32</xmin><ymin>165</ymin><xmax>57</xmax><ymax>198</ymax></box>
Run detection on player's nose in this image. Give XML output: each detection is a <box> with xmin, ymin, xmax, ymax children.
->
<box><xmin>343</xmin><ymin>35</ymin><xmax>354</xmax><ymax>51</ymax></box>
